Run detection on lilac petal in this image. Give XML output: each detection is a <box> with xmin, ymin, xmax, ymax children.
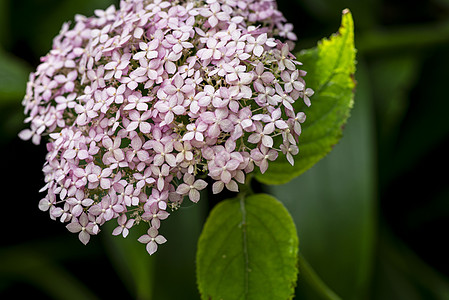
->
<box><xmin>247</xmin><ymin>133</ymin><xmax>261</xmax><ymax>144</ymax></box>
<box><xmin>146</xmin><ymin>241</ymin><xmax>158</xmax><ymax>255</ymax></box>
<box><xmin>78</xmin><ymin>149</ymin><xmax>89</xmax><ymax>160</ymax></box>
<box><xmin>66</xmin><ymin>222</ymin><xmax>82</xmax><ymax>233</ymax></box>
<box><xmin>259</xmin><ymin>160</ymin><xmax>269</xmax><ymax>174</ymax></box>
<box><xmin>151</xmin><ymin>218</ymin><xmax>161</xmax><ymax>229</ymax></box>
<box><xmin>189</xmin><ymin>189</ymin><xmax>200</xmax><ymax>203</ymax></box>
<box><xmin>138</xmin><ymin>234</ymin><xmax>151</xmax><ymax>244</ymax></box>
<box><xmin>126</xmin><ymin>121</ymin><xmax>139</xmax><ymax>132</ymax></box>
<box><xmin>155</xmin><ymin>235</ymin><xmax>167</xmax><ymax>244</ymax></box>
<box><xmin>212</xmin><ymin>181</ymin><xmax>224</xmax><ymax>194</ymax></box>
<box><xmin>63</xmin><ymin>149</ymin><xmax>77</xmax><ymax>159</ymax></box>
<box><xmin>176</xmin><ymin>183</ymin><xmax>190</xmax><ymax>195</ymax></box>
<box><xmin>79</xmin><ymin>231</ymin><xmax>91</xmax><ymax>245</ymax></box>
<box><xmin>18</xmin><ymin>129</ymin><xmax>33</xmax><ymax>140</ymax></box>
<box><xmin>148</xmin><ymin>227</ymin><xmax>159</xmax><ymax>238</ymax></box>
<box><xmin>112</xmin><ymin>227</ymin><xmax>123</xmax><ymax>236</ymax></box>
<box><xmin>286</xmin><ymin>153</ymin><xmax>295</xmax><ymax>166</ymax></box>
<box><xmin>122</xmin><ymin>228</ymin><xmax>129</xmax><ymax>238</ymax></box>
<box><xmin>225</xmin><ymin>180</ymin><xmax>239</xmax><ymax>192</ymax></box>
<box><xmin>193</xmin><ymin>179</ymin><xmax>207</xmax><ymax>190</ymax></box>
<box><xmin>139</xmin><ymin>122</ymin><xmax>152</xmax><ymax>133</ymax></box>
<box><xmin>165</xmin><ymin>154</ymin><xmax>177</xmax><ymax>167</ymax></box>
<box><xmin>221</xmin><ymin>170</ymin><xmax>232</xmax><ymax>184</ymax></box>
<box><xmin>251</xmin><ymin>149</ymin><xmax>264</xmax><ymax>161</ymax></box>
<box><xmin>38</xmin><ymin>199</ymin><xmax>51</xmax><ymax>211</ymax></box>
<box><xmin>137</xmin><ymin>150</ymin><xmax>150</xmax><ymax>162</ymax></box>
<box><xmin>261</xmin><ymin>135</ymin><xmax>273</xmax><ymax>148</ymax></box>
<box><xmin>183</xmin><ymin>131</ymin><xmax>195</xmax><ymax>141</ymax></box>
<box><xmin>71</xmin><ymin>205</ymin><xmax>83</xmax><ymax>217</ymax></box>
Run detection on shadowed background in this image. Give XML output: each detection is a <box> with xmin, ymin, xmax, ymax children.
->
<box><xmin>1</xmin><ymin>0</ymin><xmax>449</xmax><ymax>299</ymax></box>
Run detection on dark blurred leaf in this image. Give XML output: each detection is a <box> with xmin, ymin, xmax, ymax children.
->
<box><xmin>382</xmin><ymin>44</ymin><xmax>449</xmax><ymax>185</ymax></box>
<box><xmin>369</xmin><ymin>53</ymin><xmax>422</xmax><ymax>187</ymax></box>
<box><xmin>0</xmin><ymin>1</ymin><xmax>10</xmax><ymax>48</ymax></box>
<box><xmin>0</xmin><ymin>246</ymin><xmax>98</xmax><ymax>300</ymax></box>
<box><xmin>11</xmin><ymin>0</ymin><xmax>115</xmax><ymax>57</ymax></box>
<box><xmin>197</xmin><ymin>194</ymin><xmax>298</xmax><ymax>300</ymax></box>
<box><xmin>371</xmin><ymin>54</ymin><xmax>421</xmax><ymax>137</ymax></box>
<box><xmin>0</xmin><ymin>48</ymin><xmax>31</xmax><ymax>103</ymax></box>
<box><xmin>151</xmin><ymin>198</ymin><xmax>206</xmax><ymax>299</ymax></box>
<box><xmin>268</xmin><ymin>61</ymin><xmax>376</xmax><ymax>300</ymax></box>
<box><xmin>103</xmin><ymin>222</ymin><xmax>155</xmax><ymax>300</ymax></box>
<box><xmin>293</xmin><ymin>0</ymin><xmax>378</xmax><ymax>30</ymax></box>
<box><xmin>372</xmin><ymin>228</ymin><xmax>449</xmax><ymax>300</ymax></box>
<box><xmin>256</xmin><ymin>10</ymin><xmax>356</xmax><ymax>185</ymax></box>
<box><xmin>434</xmin><ymin>0</ymin><xmax>449</xmax><ymax>8</ymax></box>
<box><xmin>357</xmin><ymin>21</ymin><xmax>449</xmax><ymax>55</ymax></box>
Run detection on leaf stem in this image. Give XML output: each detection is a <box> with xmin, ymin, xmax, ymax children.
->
<box><xmin>297</xmin><ymin>252</ymin><xmax>342</xmax><ymax>300</ymax></box>
<box><xmin>239</xmin><ymin>195</ymin><xmax>249</xmax><ymax>299</ymax></box>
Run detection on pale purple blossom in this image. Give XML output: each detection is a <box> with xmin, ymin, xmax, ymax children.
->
<box><xmin>20</xmin><ymin>0</ymin><xmax>312</xmax><ymax>255</ymax></box>
<box><xmin>176</xmin><ymin>173</ymin><xmax>208</xmax><ymax>203</ymax></box>
<box><xmin>66</xmin><ymin>213</ymin><xmax>96</xmax><ymax>245</ymax></box>
<box><xmin>142</xmin><ymin>202</ymin><xmax>170</xmax><ymax>229</ymax></box>
<box><xmin>138</xmin><ymin>227</ymin><xmax>167</xmax><ymax>255</ymax></box>
<box><xmin>112</xmin><ymin>214</ymin><xmax>135</xmax><ymax>238</ymax></box>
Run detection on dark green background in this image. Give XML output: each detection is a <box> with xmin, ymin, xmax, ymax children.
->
<box><xmin>1</xmin><ymin>0</ymin><xmax>449</xmax><ymax>299</ymax></box>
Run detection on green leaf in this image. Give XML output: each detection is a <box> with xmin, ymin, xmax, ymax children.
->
<box><xmin>196</xmin><ymin>194</ymin><xmax>298</xmax><ymax>300</ymax></box>
<box><xmin>256</xmin><ymin>9</ymin><xmax>356</xmax><ymax>185</ymax></box>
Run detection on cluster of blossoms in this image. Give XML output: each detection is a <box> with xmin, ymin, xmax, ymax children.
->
<box><xmin>19</xmin><ymin>0</ymin><xmax>312</xmax><ymax>254</ymax></box>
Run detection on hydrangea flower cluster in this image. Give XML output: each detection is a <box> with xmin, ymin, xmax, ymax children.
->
<box><xmin>19</xmin><ymin>0</ymin><xmax>312</xmax><ymax>254</ymax></box>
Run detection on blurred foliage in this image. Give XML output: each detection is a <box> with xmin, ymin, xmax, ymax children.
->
<box><xmin>1</xmin><ymin>0</ymin><xmax>449</xmax><ymax>299</ymax></box>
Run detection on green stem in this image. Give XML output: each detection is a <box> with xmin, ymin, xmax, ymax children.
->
<box><xmin>298</xmin><ymin>252</ymin><xmax>342</xmax><ymax>300</ymax></box>
<box><xmin>238</xmin><ymin>173</ymin><xmax>254</xmax><ymax>197</ymax></box>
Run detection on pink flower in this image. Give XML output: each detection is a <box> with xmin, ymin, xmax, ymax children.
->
<box><xmin>104</xmin><ymin>51</ymin><xmax>131</xmax><ymax>80</ymax></box>
<box><xmin>66</xmin><ymin>213</ymin><xmax>96</xmax><ymax>245</ymax></box>
<box><xmin>200</xmin><ymin>2</ymin><xmax>229</xmax><ymax>28</ymax></box>
<box><xmin>126</xmin><ymin>133</ymin><xmax>151</xmax><ymax>163</ymax></box>
<box><xmin>183</xmin><ymin>122</ymin><xmax>207</xmax><ymax>142</ymax></box>
<box><xmin>112</xmin><ymin>214</ymin><xmax>135</xmax><ymax>238</ymax></box>
<box><xmin>75</xmin><ymin>99</ymin><xmax>98</xmax><ymax>126</ymax></box>
<box><xmin>176</xmin><ymin>173</ymin><xmax>208</xmax><ymax>203</ymax></box>
<box><xmin>276</xmin><ymin>43</ymin><xmax>296</xmax><ymax>71</ymax></box>
<box><xmin>154</xmin><ymin>97</ymin><xmax>186</xmax><ymax>126</ymax></box>
<box><xmin>280</xmin><ymin>142</ymin><xmax>299</xmax><ymax>166</ymax></box>
<box><xmin>201</xmin><ymin>108</ymin><xmax>233</xmax><ymax>138</ymax></box>
<box><xmin>248</xmin><ymin>121</ymin><xmax>274</xmax><ymax>148</ymax></box>
<box><xmin>89</xmin><ymin>194</ymin><xmax>124</xmax><ymax>221</ymax></box>
<box><xmin>153</xmin><ymin>141</ymin><xmax>176</xmax><ymax>167</ymax></box>
<box><xmin>87</xmin><ymin>165</ymin><xmax>112</xmax><ymax>189</ymax></box>
<box><xmin>66</xmin><ymin>189</ymin><xmax>94</xmax><ymax>217</ymax></box>
<box><xmin>133</xmin><ymin>40</ymin><xmax>159</xmax><ymax>60</ymax></box>
<box><xmin>138</xmin><ymin>227</ymin><xmax>167</xmax><ymax>255</ymax></box>
<box><xmin>126</xmin><ymin>110</ymin><xmax>152</xmax><ymax>133</ymax></box>
<box><xmin>133</xmin><ymin>167</ymin><xmax>156</xmax><ymax>190</ymax></box>
<box><xmin>251</xmin><ymin>145</ymin><xmax>278</xmax><ymax>174</ymax></box>
<box><xmin>142</xmin><ymin>202</ymin><xmax>170</xmax><ymax>228</ymax></box>
<box><xmin>246</xmin><ymin>33</ymin><xmax>267</xmax><ymax>57</ymax></box>
<box><xmin>102</xmin><ymin>135</ymin><xmax>125</xmax><ymax>164</ymax></box>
